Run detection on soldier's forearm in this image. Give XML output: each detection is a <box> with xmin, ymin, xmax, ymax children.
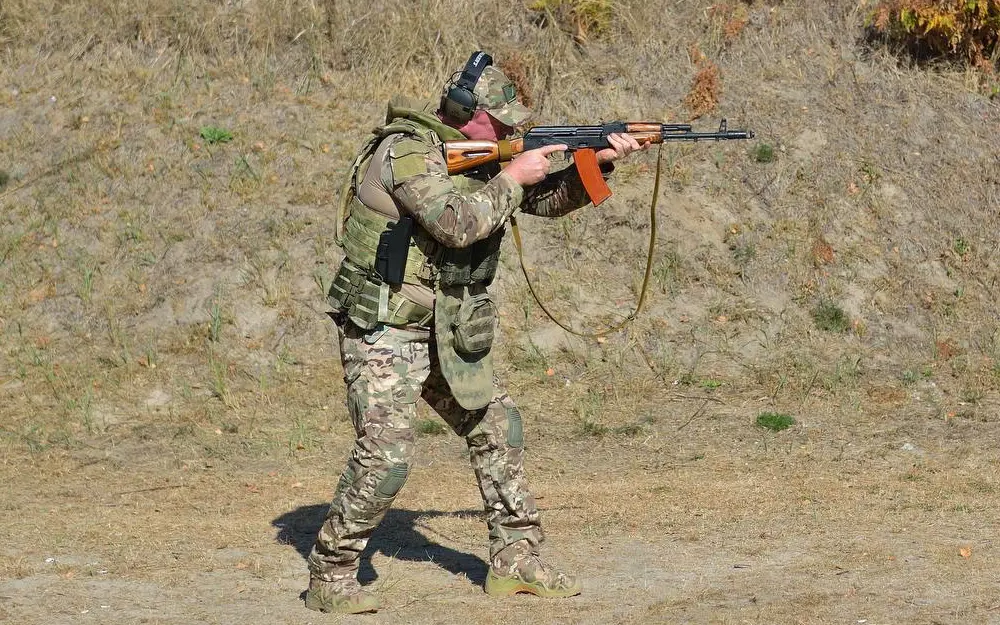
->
<box><xmin>519</xmin><ymin>164</ymin><xmax>608</xmax><ymax>218</ymax></box>
<box><xmin>394</xmin><ymin>172</ymin><xmax>524</xmax><ymax>248</ymax></box>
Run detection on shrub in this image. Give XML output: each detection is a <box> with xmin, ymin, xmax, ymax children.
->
<box><xmin>684</xmin><ymin>61</ymin><xmax>721</xmax><ymax>119</ymax></box>
<box><xmin>753</xmin><ymin>143</ymin><xmax>776</xmax><ymax>163</ymax></box>
<box><xmin>529</xmin><ymin>0</ymin><xmax>613</xmax><ymax>43</ymax></box>
<box><xmin>579</xmin><ymin>419</ymin><xmax>609</xmax><ymax>437</ymax></box>
<box><xmin>199</xmin><ymin>126</ymin><xmax>233</xmax><ymax>145</ymax></box>
<box><xmin>812</xmin><ymin>300</ymin><xmax>852</xmax><ymax>333</ymax></box>
<box><xmin>867</xmin><ymin>0</ymin><xmax>1000</xmax><ymax>71</ymax></box>
<box><xmin>708</xmin><ymin>3</ymin><xmax>751</xmax><ymax>42</ymax></box>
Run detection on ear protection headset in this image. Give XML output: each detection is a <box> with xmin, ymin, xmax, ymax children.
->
<box><xmin>440</xmin><ymin>51</ymin><xmax>494</xmax><ymax>124</ymax></box>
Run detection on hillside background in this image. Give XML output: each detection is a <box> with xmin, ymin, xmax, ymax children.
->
<box><xmin>2</xmin><ymin>1</ymin><xmax>999</xmax><ymax>624</ymax></box>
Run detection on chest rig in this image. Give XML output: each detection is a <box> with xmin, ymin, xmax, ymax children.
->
<box><xmin>330</xmin><ymin>114</ymin><xmax>505</xmax><ymax>330</ymax></box>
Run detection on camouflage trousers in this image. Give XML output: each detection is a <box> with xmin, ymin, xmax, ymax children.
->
<box><xmin>307</xmin><ymin>319</ymin><xmax>543</xmax><ymax>582</ymax></box>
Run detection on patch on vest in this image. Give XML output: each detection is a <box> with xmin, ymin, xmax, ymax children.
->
<box><xmin>389</xmin><ymin>138</ymin><xmax>432</xmax><ymax>182</ymax></box>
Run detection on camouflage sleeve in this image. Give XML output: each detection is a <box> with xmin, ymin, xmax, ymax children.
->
<box><xmin>385</xmin><ymin>135</ymin><xmax>524</xmax><ymax>248</ymax></box>
<box><xmin>519</xmin><ymin>160</ymin><xmax>615</xmax><ymax>218</ymax></box>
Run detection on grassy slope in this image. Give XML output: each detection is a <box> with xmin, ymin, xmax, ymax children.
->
<box><xmin>1</xmin><ymin>1</ymin><xmax>1000</xmax><ymax>622</ymax></box>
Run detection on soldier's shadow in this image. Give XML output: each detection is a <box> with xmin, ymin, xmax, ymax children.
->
<box><xmin>272</xmin><ymin>504</ymin><xmax>489</xmax><ymax>586</ymax></box>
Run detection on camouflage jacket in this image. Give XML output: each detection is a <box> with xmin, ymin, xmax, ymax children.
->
<box><xmin>341</xmin><ymin>97</ymin><xmax>611</xmax><ymax>314</ymax></box>
<box><xmin>377</xmin><ymin>97</ymin><xmax>609</xmax><ymax>248</ymax></box>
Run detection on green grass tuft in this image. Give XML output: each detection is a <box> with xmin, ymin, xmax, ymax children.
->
<box><xmin>416</xmin><ymin>419</ymin><xmax>447</xmax><ymax>436</ymax></box>
<box><xmin>756</xmin><ymin>412</ymin><xmax>796</xmax><ymax>432</ymax></box>
<box><xmin>812</xmin><ymin>300</ymin><xmax>851</xmax><ymax>333</ymax></box>
<box><xmin>613</xmin><ymin>423</ymin><xmax>643</xmax><ymax>437</ymax></box>
<box><xmin>579</xmin><ymin>419</ymin><xmax>609</xmax><ymax>437</ymax></box>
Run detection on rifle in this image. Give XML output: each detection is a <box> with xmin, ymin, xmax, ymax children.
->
<box><xmin>443</xmin><ymin>119</ymin><xmax>754</xmax><ymax>205</ymax></box>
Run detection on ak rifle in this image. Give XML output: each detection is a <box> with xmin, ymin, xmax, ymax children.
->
<box><xmin>443</xmin><ymin>119</ymin><xmax>754</xmax><ymax>205</ymax></box>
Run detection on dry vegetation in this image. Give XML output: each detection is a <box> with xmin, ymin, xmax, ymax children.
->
<box><xmin>2</xmin><ymin>1</ymin><xmax>1000</xmax><ymax>624</ymax></box>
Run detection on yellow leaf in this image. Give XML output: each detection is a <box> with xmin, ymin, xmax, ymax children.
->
<box><xmin>960</xmin><ymin>546</ymin><xmax>972</xmax><ymax>559</ymax></box>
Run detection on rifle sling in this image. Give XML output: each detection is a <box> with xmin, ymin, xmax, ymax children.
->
<box><xmin>510</xmin><ymin>144</ymin><xmax>662</xmax><ymax>338</ymax></box>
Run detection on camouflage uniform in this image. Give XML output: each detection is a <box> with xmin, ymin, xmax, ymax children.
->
<box><xmin>306</xmin><ymin>62</ymin><xmax>609</xmax><ymax>613</ymax></box>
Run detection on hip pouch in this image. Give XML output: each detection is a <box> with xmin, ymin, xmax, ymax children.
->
<box><xmin>434</xmin><ymin>283</ymin><xmax>495</xmax><ymax>411</ymax></box>
<box><xmin>451</xmin><ymin>292</ymin><xmax>497</xmax><ymax>356</ymax></box>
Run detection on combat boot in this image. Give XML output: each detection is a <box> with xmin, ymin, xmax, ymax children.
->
<box><xmin>485</xmin><ymin>545</ymin><xmax>582</xmax><ymax>598</ymax></box>
<box><xmin>305</xmin><ymin>577</ymin><xmax>380</xmax><ymax>614</ymax></box>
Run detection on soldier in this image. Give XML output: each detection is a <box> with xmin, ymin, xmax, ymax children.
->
<box><xmin>306</xmin><ymin>51</ymin><xmax>644</xmax><ymax>614</ymax></box>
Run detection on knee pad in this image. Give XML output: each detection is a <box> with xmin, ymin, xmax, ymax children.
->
<box><xmin>374</xmin><ymin>462</ymin><xmax>410</xmax><ymax>498</ymax></box>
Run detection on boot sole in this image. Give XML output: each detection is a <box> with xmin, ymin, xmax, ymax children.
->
<box><xmin>484</xmin><ymin>572</ymin><xmax>582</xmax><ymax>598</ymax></box>
<box><xmin>305</xmin><ymin>591</ymin><xmax>379</xmax><ymax>614</ymax></box>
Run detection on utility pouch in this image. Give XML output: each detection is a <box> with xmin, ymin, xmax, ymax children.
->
<box><xmin>434</xmin><ymin>283</ymin><xmax>494</xmax><ymax>410</ymax></box>
<box><xmin>437</xmin><ymin>227</ymin><xmax>504</xmax><ymax>287</ymax></box>
<box><xmin>374</xmin><ymin>214</ymin><xmax>414</xmax><ymax>285</ymax></box>
<box><xmin>451</xmin><ymin>292</ymin><xmax>497</xmax><ymax>355</ymax></box>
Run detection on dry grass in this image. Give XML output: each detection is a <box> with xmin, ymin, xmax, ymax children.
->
<box><xmin>2</xmin><ymin>0</ymin><xmax>1000</xmax><ymax>623</ymax></box>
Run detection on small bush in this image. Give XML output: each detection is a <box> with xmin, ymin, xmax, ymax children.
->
<box><xmin>708</xmin><ymin>3</ymin><xmax>751</xmax><ymax>42</ymax></box>
<box><xmin>684</xmin><ymin>60</ymin><xmax>721</xmax><ymax>120</ymax></box>
<box><xmin>613</xmin><ymin>423</ymin><xmax>643</xmax><ymax>437</ymax></box>
<box><xmin>756</xmin><ymin>412</ymin><xmax>796</xmax><ymax>432</ymax></box>
<box><xmin>953</xmin><ymin>237</ymin><xmax>971</xmax><ymax>256</ymax></box>
<box><xmin>0</xmin><ymin>169</ymin><xmax>9</xmax><ymax>189</ymax></box>
<box><xmin>753</xmin><ymin>143</ymin><xmax>776</xmax><ymax>163</ymax></box>
<box><xmin>868</xmin><ymin>1</ymin><xmax>1000</xmax><ymax>72</ymax></box>
<box><xmin>199</xmin><ymin>126</ymin><xmax>233</xmax><ymax>145</ymax></box>
<box><xmin>529</xmin><ymin>0</ymin><xmax>613</xmax><ymax>43</ymax></box>
<box><xmin>812</xmin><ymin>300</ymin><xmax>852</xmax><ymax>333</ymax></box>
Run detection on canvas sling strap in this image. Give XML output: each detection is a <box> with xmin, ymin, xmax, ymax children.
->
<box><xmin>509</xmin><ymin>144</ymin><xmax>664</xmax><ymax>338</ymax></box>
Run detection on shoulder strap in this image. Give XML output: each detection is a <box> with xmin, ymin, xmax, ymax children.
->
<box><xmin>336</xmin><ymin>133</ymin><xmax>380</xmax><ymax>245</ymax></box>
<box><xmin>336</xmin><ymin>121</ymin><xmax>435</xmax><ymax>245</ymax></box>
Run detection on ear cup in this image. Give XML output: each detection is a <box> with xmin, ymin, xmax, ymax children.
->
<box><xmin>442</xmin><ymin>83</ymin><xmax>477</xmax><ymax>123</ymax></box>
<box><xmin>440</xmin><ymin>51</ymin><xmax>493</xmax><ymax>125</ymax></box>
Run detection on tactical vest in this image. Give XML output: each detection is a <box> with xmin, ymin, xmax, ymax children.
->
<box><xmin>330</xmin><ymin>113</ymin><xmax>504</xmax><ymax>330</ymax></box>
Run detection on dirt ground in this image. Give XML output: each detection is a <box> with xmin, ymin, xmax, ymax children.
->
<box><xmin>4</xmin><ymin>396</ymin><xmax>1000</xmax><ymax>625</ymax></box>
<box><xmin>3</xmin><ymin>1</ymin><xmax>1000</xmax><ymax>624</ymax></box>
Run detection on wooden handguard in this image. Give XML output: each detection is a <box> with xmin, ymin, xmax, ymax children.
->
<box><xmin>624</xmin><ymin>123</ymin><xmax>665</xmax><ymax>145</ymax></box>
<box><xmin>573</xmin><ymin>148</ymin><xmax>612</xmax><ymax>206</ymax></box>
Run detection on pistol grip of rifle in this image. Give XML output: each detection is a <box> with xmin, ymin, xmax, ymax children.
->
<box><xmin>573</xmin><ymin>148</ymin><xmax>612</xmax><ymax>206</ymax></box>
